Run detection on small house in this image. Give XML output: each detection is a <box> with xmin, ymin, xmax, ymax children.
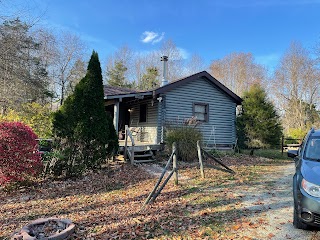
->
<box><xmin>104</xmin><ymin>68</ymin><xmax>242</xmax><ymax>152</ymax></box>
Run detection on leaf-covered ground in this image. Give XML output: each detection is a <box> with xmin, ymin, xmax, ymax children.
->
<box><xmin>0</xmin><ymin>154</ymin><xmax>298</xmax><ymax>239</ymax></box>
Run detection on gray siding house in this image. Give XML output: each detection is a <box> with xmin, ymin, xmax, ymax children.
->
<box><xmin>104</xmin><ymin>71</ymin><xmax>242</xmax><ymax>149</ymax></box>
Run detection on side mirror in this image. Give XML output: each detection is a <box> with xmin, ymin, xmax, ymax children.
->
<box><xmin>287</xmin><ymin>149</ymin><xmax>298</xmax><ymax>158</ymax></box>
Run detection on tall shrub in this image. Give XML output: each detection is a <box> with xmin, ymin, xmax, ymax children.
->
<box><xmin>52</xmin><ymin>51</ymin><xmax>118</xmax><ymax>177</ymax></box>
<box><xmin>0</xmin><ymin>122</ymin><xmax>42</xmax><ymax>185</ymax></box>
<box><xmin>166</xmin><ymin>123</ymin><xmax>202</xmax><ymax>162</ymax></box>
<box><xmin>237</xmin><ymin>84</ymin><xmax>282</xmax><ymax>150</ymax></box>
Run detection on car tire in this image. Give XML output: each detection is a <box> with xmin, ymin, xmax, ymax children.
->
<box><xmin>293</xmin><ymin>204</ymin><xmax>309</xmax><ymax>230</ymax></box>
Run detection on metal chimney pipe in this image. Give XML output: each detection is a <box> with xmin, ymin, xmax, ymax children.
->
<box><xmin>161</xmin><ymin>56</ymin><xmax>168</xmax><ymax>87</ymax></box>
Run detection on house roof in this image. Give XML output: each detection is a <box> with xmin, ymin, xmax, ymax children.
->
<box><xmin>103</xmin><ymin>85</ymin><xmax>139</xmax><ymax>96</ymax></box>
<box><xmin>104</xmin><ymin>71</ymin><xmax>242</xmax><ymax>104</ymax></box>
<box><xmin>155</xmin><ymin>71</ymin><xmax>242</xmax><ymax>104</ymax></box>
<box><xmin>104</xmin><ymin>85</ymin><xmax>152</xmax><ymax>100</ymax></box>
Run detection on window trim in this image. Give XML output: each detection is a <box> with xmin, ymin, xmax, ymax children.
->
<box><xmin>193</xmin><ymin>102</ymin><xmax>209</xmax><ymax>122</ymax></box>
<box><xmin>139</xmin><ymin>103</ymin><xmax>147</xmax><ymax>123</ymax></box>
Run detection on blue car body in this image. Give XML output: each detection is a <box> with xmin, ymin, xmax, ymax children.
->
<box><xmin>288</xmin><ymin>128</ymin><xmax>320</xmax><ymax>229</ymax></box>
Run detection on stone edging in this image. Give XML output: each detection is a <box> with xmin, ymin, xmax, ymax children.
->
<box><xmin>11</xmin><ymin>218</ymin><xmax>75</xmax><ymax>240</ymax></box>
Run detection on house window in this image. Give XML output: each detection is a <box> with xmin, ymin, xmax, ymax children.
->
<box><xmin>193</xmin><ymin>103</ymin><xmax>209</xmax><ymax>122</ymax></box>
<box><xmin>139</xmin><ymin>104</ymin><xmax>147</xmax><ymax>122</ymax></box>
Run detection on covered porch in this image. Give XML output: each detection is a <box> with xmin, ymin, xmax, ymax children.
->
<box><xmin>104</xmin><ymin>86</ymin><xmax>163</xmax><ymax>148</ymax></box>
<box><xmin>118</xmin><ymin>139</ymin><xmax>163</xmax><ymax>152</ymax></box>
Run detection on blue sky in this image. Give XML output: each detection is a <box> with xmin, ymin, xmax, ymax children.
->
<box><xmin>3</xmin><ymin>0</ymin><xmax>320</xmax><ymax>71</ymax></box>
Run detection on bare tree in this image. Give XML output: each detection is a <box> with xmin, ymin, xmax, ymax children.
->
<box><xmin>0</xmin><ymin>0</ymin><xmax>45</xmax><ymax>25</ymax></box>
<box><xmin>33</xmin><ymin>28</ymin><xmax>58</xmax><ymax>105</ymax></box>
<box><xmin>67</xmin><ymin>59</ymin><xmax>87</xmax><ymax>93</ymax></box>
<box><xmin>35</xmin><ymin>29</ymin><xmax>57</xmax><ymax>68</ymax></box>
<box><xmin>105</xmin><ymin>40</ymin><xmax>207</xmax><ymax>90</ymax></box>
<box><xmin>157</xmin><ymin>39</ymin><xmax>185</xmax><ymax>81</ymax></box>
<box><xmin>135</xmin><ymin>39</ymin><xmax>185</xmax><ymax>84</ymax></box>
<box><xmin>209</xmin><ymin>52</ymin><xmax>266</xmax><ymax>97</ymax></box>
<box><xmin>52</xmin><ymin>32</ymin><xmax>86</xmax><ymax>105</ymax></box>
<box><xmin>105</xmin><ymin>41</ymin><xmax>182</xmax><ymax>88</ymax></box>
<box><xmin>185</xmin><ymin>54</ymin><xmax>207</xmax><ymax>76</ymax></box>
<box><xmin>272</xmin><ymin>42</ymin><xmax>320</xmax><ymax>133</ymax></box>
<box><xmin>315</xmin><ymin>37</ymin><xmax>320</xmax><ymax>66</ymax></box>
<box><xmin>105</xmin><ymin>45</ymin><xmax>136</xmax><ymax>85</ymax></box>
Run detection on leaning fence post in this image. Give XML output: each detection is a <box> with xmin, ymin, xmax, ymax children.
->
<box><xmin>197</xmin><ymin>140</ymin><xmax>205</xmax><ymax>178</ymax></box>
<box><xmin>172</xmin><ymin>142</ymin><xmax>178</xmax><ymax>185</ymax></box>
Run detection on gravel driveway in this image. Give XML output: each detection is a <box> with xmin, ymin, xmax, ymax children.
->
<box><xmin>232</xmin><ymin>163</ymin><xmax>320</xmax><ymax>239</ymax></box>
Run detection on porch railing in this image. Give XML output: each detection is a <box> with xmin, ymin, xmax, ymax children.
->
<box><xmin>124</xmin><ymin>125</ymin><xmax>135</xmax><ymax>164</ymax></box>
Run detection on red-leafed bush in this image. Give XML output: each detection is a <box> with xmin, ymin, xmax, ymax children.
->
<box><xmin>0</xmin><ymin>121</ymin><xmax>43</xmax><ymax>185</ymax></box>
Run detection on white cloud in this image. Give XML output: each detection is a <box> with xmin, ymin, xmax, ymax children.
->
<box><xmin>141</xmin><ymin>31</ymin><xmax>165</xmax><ymax>44</ymax></box>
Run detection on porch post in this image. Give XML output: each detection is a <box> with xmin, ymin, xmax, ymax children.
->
<box><xmin>113</xmin><ymin>101</ymin><xmax>119</xmax><ymax>133</ymax></box>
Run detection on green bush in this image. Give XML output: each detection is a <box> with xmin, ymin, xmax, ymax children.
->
<box><xmin>52</xmin><ymin>51</ymin><xmax>118</xmax><ymax>177</ymax></box>
<box><xmin>165</xmin><ymin>126</ymin><xmax>202</xmax><ymax>162</ymax></box>
<box><xmin>286</xmin><ymin>128</ymin><xmax>306</xmax><ymax>142</ymax></box>
<box><xmin>237</xmin><ymin>84</ymin><xmax>282</xmax><ymax>149</ymax></box>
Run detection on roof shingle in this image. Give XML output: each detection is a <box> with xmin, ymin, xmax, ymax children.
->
<box><xmin>103</xmin><ymin>85</ymin><xmax>138</xmax><ymax>96</ymax></box>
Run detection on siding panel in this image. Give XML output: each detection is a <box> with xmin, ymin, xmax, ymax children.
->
<box><xmin>128</xmin><ymin>99</ymin><xmax>159</xmax><ymax>143</ymax></box>
<box><xmin>164</xmin><ymin>77</ymin><xmax>237</xmax><ymax>147</ymax></box>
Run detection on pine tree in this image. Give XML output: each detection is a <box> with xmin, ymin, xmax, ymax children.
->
<box><xmin>0</xmin><ymin>19</ymin><xmax>49</xmax><ymax>109</ymax></box>
<box><xmin>237</xmin><ymin>84</ymin><xmax>282</xmax><ymax>151</ymax></box>
<box><xmin>139</xmin><ymin>66</ymin><xmax>159</xmax><ymax>90</ymax></box>
<box><xmin>52</xmin><ymin>51</ymin><xmax>118</xmax><ymax>176</ymax></box>
<box><xmin>106</xmin><ymin>61</ymin><xmax>132</xmax><ymax>88</ymax></box>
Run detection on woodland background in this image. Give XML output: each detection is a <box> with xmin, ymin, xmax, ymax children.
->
<box><xmin>1</xmin><ymin>1</ymin><xmax>320</xmax><ymax>139</ymax></box>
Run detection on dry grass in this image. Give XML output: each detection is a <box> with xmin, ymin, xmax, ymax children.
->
<box><xmin>0</xmin><ymin>155</ymin><xmax>290</xmax><ymax>239</ymax></box>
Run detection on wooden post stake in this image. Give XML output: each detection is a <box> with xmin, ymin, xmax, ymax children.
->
<box><xmin>281</xmin><ymin>135</ymin><xmax>284</xmax><ymax>156</ymax></box>
<box><xmin>131</xmin><ymin>145</ymin><xmax>135</xmax><ymax>165</ymax></box>
<box><xmin>197</xmin><ymin>140</ymin><xmax>205</xmax><ymax>178</ymax></box>
<box><xmin>172</xmin><ymin>142</ymin><xmax>178</xmax><ymax>185</ymax></box>
<box><xmin>124</xmin><ymin>125</ymin><xmax>128</xmax><ymax>161</ymax></box>
<box><xmin>144</xmin><ymin>149</ymin><xmax>176</xmax><ymax>206</ymax></box>
<box><xmin>150</xmin><ymin>170</ymin><xmax>175</xmax><ymax>203</ymax></box>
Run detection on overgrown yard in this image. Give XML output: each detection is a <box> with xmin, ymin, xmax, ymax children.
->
<box><xmin>0</xmin><ymin>153</ymin><xmax>318</xmax><ymax>239</ymax></box>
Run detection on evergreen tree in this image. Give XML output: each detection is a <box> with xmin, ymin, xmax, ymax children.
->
<box><xmin>106</xmin><ymin>61</ymin><xmax>132</xmax><ymax>88</ymax></box>
<box><xmin>0</xmin><ymin>19</ymin><xmax>49</xmax><ymax>110</ymax></box>
<box><xmin>237</xmin><ymin>84</ymin><xmax>282</xmax><ymax>150</ymax></box>
<box><xmin>52</xmin><ymin>51</ymin><xmax>118</xmax><ymax>176</ymax></box>
<box><xmin>139</xmin><ymin>66</ymin><xmax>160</xmax><ymax>90</ymax></box>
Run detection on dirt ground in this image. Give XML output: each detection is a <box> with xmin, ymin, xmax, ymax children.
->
<box><xmin>228</xmin><ymin>163</ymin><xmax>320</xmax><ymax>239</ymax></box>
<box><xmin>1</xmin><ymin>158</ymin><xmax>320</xmax><ymax>239</ymax></box>
<box><xmin>141</xmin><ymin>162</ymin><xmax>320</xmax><ymax>239</ymax></box>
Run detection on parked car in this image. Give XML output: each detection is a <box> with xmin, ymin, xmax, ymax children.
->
<box><xmin>287</xmin><ymin>128</ymin><xmax>320</xmax><ymax>229</ymax></box>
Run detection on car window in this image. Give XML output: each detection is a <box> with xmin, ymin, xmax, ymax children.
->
<box><xmin>304</xmin><ymin>137</ymin><xmax>320</xmax><ymax>160</ymax></box>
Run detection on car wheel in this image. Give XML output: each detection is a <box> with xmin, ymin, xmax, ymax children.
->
<box><xmin>293</xmin><ymin>204</ymin><xmax>309</xmax><ymax>230</ymax></box>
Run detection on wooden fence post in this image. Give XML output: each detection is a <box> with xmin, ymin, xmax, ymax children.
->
<box><xmin>143</xmin><ymin>149</ymin><xmax>176</xmax><ymax>206</ymax></box>
<box><xmin>173</xmin><ymin>142</ymin><xmax>178</xmax><ymax>185</ymax></box>
<box><xmin>281</xmin><ymin>135</ymin><xmax>284</xmax><ymax>156</ymax></box>
<box><xmin>197</xmin><ymin>140</ymin><xmax>205</xmax><ymax>178</ymax></box>
<box><xmin>131</xmin><ymin>145</ymin><xmax>135</xmax><ymax>165</ymax></box>
<box><xmin>124</xmin><ymin>125</ymin><xmax>128</xmax><ymax>160</ymax></box>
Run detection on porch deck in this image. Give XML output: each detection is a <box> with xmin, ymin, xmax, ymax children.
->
<box><xmin>118</xmin><ymin>140</ymin><xmax>163</xmax><ymax>152</ymax></box>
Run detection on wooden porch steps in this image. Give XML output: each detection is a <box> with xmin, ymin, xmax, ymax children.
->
<box><xmin>127</xmin><ymin>146</ymin><xmax>156</xmax><ymax>164</ymax></box>
<box><xmin>134</xmin><ymin>153</ymin><xmax>153</xmax><ymax>158</ymax></box>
